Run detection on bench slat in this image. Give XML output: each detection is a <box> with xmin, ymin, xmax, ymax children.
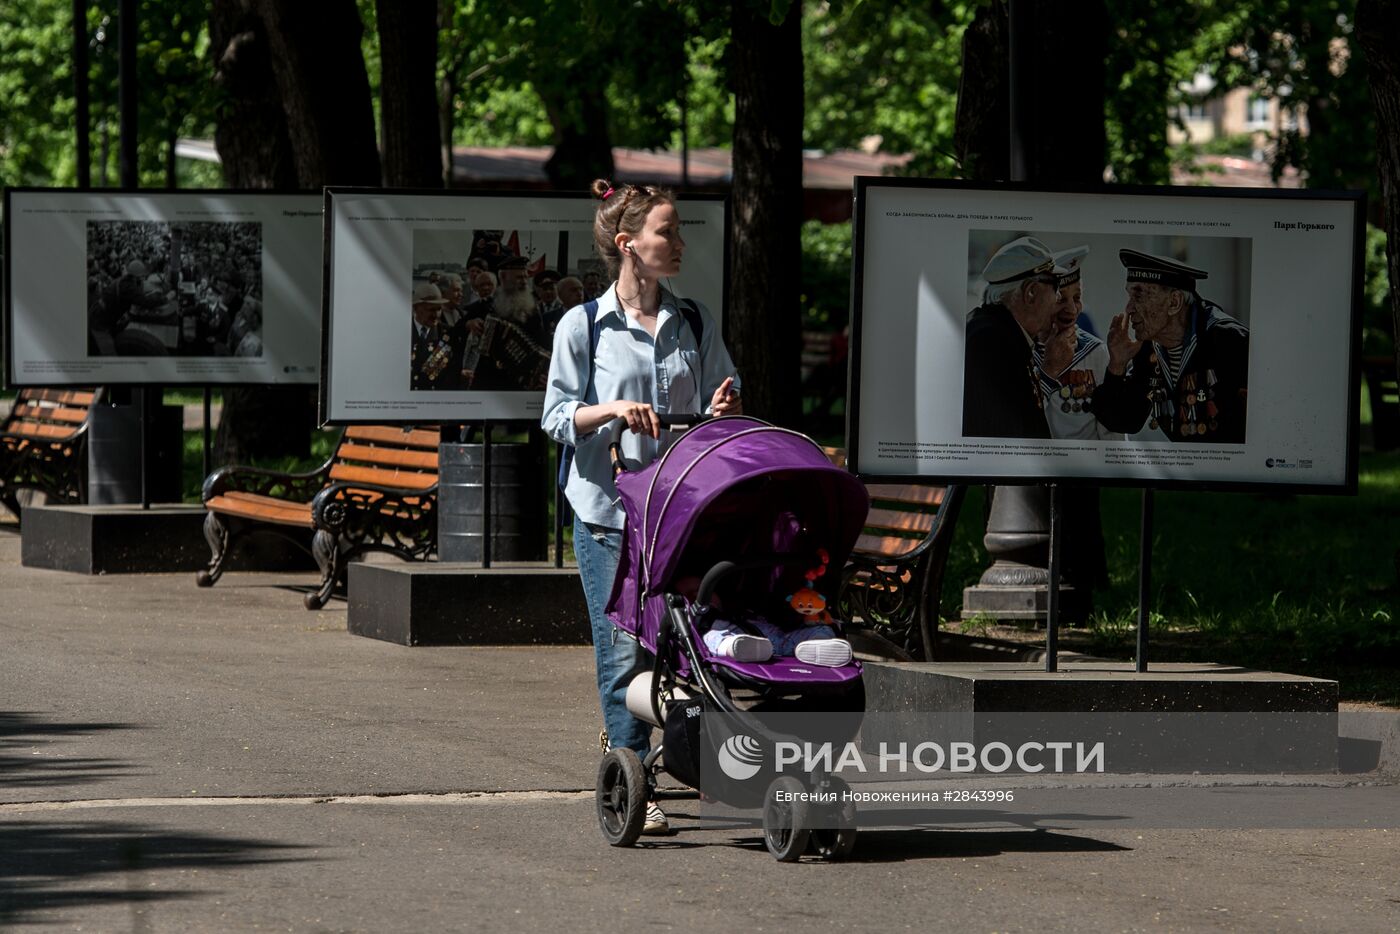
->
<box><xmin>206</xmin><ymin>493</ymin><xmax>314</xmax><ymax>527</ymax></box>
<box><xmin>852</xmin><ymin>533</ymin><xmax>923</xmax><ymax>559</ymax></box>
<box><xmin>328</xmin><ymin>463</ymin><xmax>437</xmax><ymax>489</ymax></box>
<box><xmin>336</xmin><ymin>443</ymin><xmax>439</xmax><ymax>471</ymax></box>
<box><xmin>25</xmin><ymin>388</ymin><xmax>97</xmax><ymax>406</ymax></box>
<box><xmin>11</xmin><ymin>404</ymin><xmax>90</xmax><ymax>424</ymax></box>
<box><xmin>866</xmin><ymin>484</ymin><xmax>943</xmax><ymax>508</ymax></box>
<box><xmin>5</xmin><ymin>421</ymin><xmax>77</xmax><ymax>440</ymax></box>
<box><xmin>344</xmin><ymin>425</ymin><xmax>440</xmax><ymax>450</ymax></box>
<box><xmin>865</xmin><ymin>507</ymin><xmax>936</xmax><ymax>535</ymax></box>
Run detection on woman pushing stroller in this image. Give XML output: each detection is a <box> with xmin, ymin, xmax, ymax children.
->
<box><xmin>541</xmin><ymin>179</ymin><xmax>742</xmax><ymax>835</ymax></box>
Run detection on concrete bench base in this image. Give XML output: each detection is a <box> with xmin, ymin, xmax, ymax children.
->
<box><xmin>21</xmin><ymin>503</ymin><xmax>314</xmax><ymax>575</ymax></box>
<box><xmin>347</xmin><ymin>562</ymin><xmax>590</xmax><ymax>646</ymax></box>
<box><xmin>861</xmin><ymin>661</ymin><xmax>1340</xmax><ymax>774</ymax></box>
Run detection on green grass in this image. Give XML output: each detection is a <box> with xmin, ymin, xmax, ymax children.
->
<box><xmin>940</xmin><ymin>457</ymin><xmax>1400</xmax><ymax>705</ymax></box>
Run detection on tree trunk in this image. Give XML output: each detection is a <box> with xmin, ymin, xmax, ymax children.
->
<box><xmin>248</xmin><ymin>0</ymin><xmax>381</xmax><ymax>186</ymax></box>
<box><xmin>954</xmin><ymin>0</ymin><xmax>1010</xmax><ymax>180</ymax></box>
<box><xmin>539</xmin><ymin>63</ymin><xmax>615</xmax><ymax>190</ymax></box>
<box><xmin>1357</xmin><ymin>0</ymin><xmax>1400</xmax><ymax>381</ymax></box>
<box><xmin>207</xmin><ymin>0</ymin><xmax>379</xmax><ymax>466</ymax></box>
<box><xmin>377</xmin><ymin>0</ymin><xmax>443</xmax><ymax>188</ymax></box>
<box><xmin>955</xmin><ymin>0</ymin><xmax>1106</xmax><ymax>183</ymax></box>
<box><xmin>209</xmin><ymin>0</ymin><xmax>298</xmax><ymax>189</ymax></box>
<box><xmin>728</xmin><ymin>1</ymin><xmax>804</xmax><ymax>427</ymax></box>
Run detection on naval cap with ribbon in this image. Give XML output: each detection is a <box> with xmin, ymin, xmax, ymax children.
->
<box><xmin>981</xmin><ymin>236</ymin><xmax>1068</xmax><ymax>286</ymax></box>
<box><xmin>1119</xmin><ymin>249</ymin><xmax>1208</xmax><ymax>292</ymax></box>
<box><xmin>1052</xmin><ymin>245</ymin><xmax>1090</xmax><ymax>287</ymax></box>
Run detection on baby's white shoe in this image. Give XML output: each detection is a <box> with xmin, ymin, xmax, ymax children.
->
<box><xmin>794</xmin><ymin>638</ymin><xmax>852</xmax><ymax>667</ymax></box>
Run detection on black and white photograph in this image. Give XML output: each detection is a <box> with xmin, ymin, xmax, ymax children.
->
<box><xmin>86</xmin><ymin>220</ymin><xmax>264</xmax><ymax>359</ymax></box>
<box><xmin>848</xmin><ymin>178</ymin><xmax>1362</xmax><ymax>492</ymax></box>
<box><xmin>5</xmin><ymin>189</ymin><xmax>323</xmax><ymax>387</ymax></box>
<box><xmin>963</xmin><ymin>230</ymin><xmax>1252</xmax><ymax>445</ymax></box>
<box><xmin>322</xmin><ymin>190</ymin><xmax>728</xmax><ymax>424</ymax></box>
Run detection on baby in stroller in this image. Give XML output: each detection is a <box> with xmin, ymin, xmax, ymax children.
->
<box><xmin>680</xmin><ymin>548</ymin><xmax>854</xmax><ymax>668</ymax></box>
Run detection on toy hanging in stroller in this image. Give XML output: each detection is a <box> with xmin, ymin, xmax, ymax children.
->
<box><xmin>593</xmin><ymin>415</ymin><xmax>871</xmax><ymax>861</ymax></box>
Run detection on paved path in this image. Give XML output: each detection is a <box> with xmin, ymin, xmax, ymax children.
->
<box><xmin>1</xmin><ymin>529</ymin><xmax>1398</xmax><ymax>932</ymax></box>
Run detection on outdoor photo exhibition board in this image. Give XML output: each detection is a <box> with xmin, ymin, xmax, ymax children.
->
<box><xmin>849</xmin><ymin>178</ymin><xmax>1364</xmax><ymax>492</ymax></box>
<box><xmin>4</xmin><ymin>189</ymin><xmax>323</xmax><ymax>386</ymax></box>
<box><xmin>321</xmin><ymin>189</ymin><xmax>728</xmax><ymax>424</ymax></box>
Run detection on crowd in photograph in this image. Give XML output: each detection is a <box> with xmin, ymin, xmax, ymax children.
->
<box><xmin>86</xmin><ymin>220</ymin><xmax>264</xmax><ymax>358</ymax></box>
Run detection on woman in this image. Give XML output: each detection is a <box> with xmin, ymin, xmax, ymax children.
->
<box><xmin>542</xmin><ymin>180</ymin><xmax>742</xmax><ymax>835</ymax></box>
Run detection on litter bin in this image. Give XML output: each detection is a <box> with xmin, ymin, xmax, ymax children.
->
<box><xmin>87</xmin><ymin>396</ymin><xmax>183</xmax><ymax>504</ymax></box>
<box><xmin>437</xmin><ymin>440</ymin><xmax>546</xmax><ymax>562</ymax></box>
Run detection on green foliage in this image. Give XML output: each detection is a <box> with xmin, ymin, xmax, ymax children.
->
<box><xmin>0</xmin><ymin>0</ymin><xmax>217</xmax><ymax>190</ymax></box>
<box><xmin>803</xmin><ymin>1</ymin><xmax>973</xmax><ymax>175</ymax></box>
<box><xmin>1103</xmin><ymin>0</ymin><xmax>1214</xmax><ymax>184</ymax></box>
<box><xmin>1203</xmin><ymin>0</ymin><xmax>1376</xmax><ymax>194</ymax></box>
<box><xmin>1364</xmin><ymin>224</ymin><xmax>1393</xmax><ymax>357</ymax></box>
<box><xmin>944</xmin><ymin>455</ymin><xmax>1400</xmax><ymax>685</ymax></box>
<box><xmin>800</xmin><ymin>219</ymin><xmax>852</xmax><ymax>329</ymax></box>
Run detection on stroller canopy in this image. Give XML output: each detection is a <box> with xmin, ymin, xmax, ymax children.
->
<box><xmin>612</xmin><ymin>417</ymin><xmax>870</xmax><ymax>600</ymax></box>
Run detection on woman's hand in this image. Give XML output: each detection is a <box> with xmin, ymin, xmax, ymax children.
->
<box><xmin>710</xmin><ymin>376</ymin><xmax>742</xmax><ymax>417</ymax></box>
<box><xmin>613</xmin><ymin>399</ymin><xmax>661</xmax><ymax>439</ymax></box>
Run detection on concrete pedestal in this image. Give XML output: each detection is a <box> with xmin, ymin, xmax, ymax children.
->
<box><xmin>861</xmin><ymin>661</ymin><xmax>1340</xmax><ymax>773</ymax></box>
<box><xmin>347</xmin><ymin>562</ymin><xmax>590</xmax><ymax>646</ymax></box>
<box><xmin>20</xmin><ymin>503</ymin><xmax>315</xmax><ymax>575</ymax></box>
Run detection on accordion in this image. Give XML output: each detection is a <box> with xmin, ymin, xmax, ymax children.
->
<box><xmin>469</xmin><ymin>316</ymin><xmax>551</xmax><ymax>391</ymax></box>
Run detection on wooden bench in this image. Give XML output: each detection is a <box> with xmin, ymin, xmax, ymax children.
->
<box><xmin>824</xmin><ymin>448</ymin><xmax>966</xmax><ymax>661</ymax></box>
<box><xmin>197</xmin><ymin>425</ymin><xmax>440</xmax><ymax>609</ymax></box>
<box><xmin>0</xmin><ymin>388</ymin><xmax>102</xmax><ymax>525</ymax></box>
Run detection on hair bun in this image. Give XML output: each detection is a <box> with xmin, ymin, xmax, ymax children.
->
<box><xmin>590</xmin><ymin>179</ymin><xmax>614</xmax><ymax>201</ymax></box>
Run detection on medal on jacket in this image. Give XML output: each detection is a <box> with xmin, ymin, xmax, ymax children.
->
<box><xmin>423</xmin><ymin>336</ymin><xmax>452</xmax><ymax>380</ymax></box>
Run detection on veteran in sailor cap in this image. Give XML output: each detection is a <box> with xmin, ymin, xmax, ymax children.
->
<box><xmin>1094</xmin><ymin>249</ymin><xmax>1250</xmax><ymax>443</ymax></box>
<box><xmin>1035</xmin><ymin>246</ymin><xmax>1124</xmax><ymax>441</ymax></box>
<box><xmin>962</xmin><ymin>236</ymin><xmax>1067</xmax><ymax>439</ymax></box>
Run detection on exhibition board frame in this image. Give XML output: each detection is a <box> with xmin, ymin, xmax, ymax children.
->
<box><xmin>2</xmin><ymin>187</ymin><xmax>322</xmax><ymax>386</ymax></box>
<box><xmin>319</xmin><ymin>187</ymin><xmax>731</xmax><ymax>426</ymax></box>
<box><xmin>847</xmin><ymin>176</ymin><xmax>1366</xmax><ymax>495</ymax></box>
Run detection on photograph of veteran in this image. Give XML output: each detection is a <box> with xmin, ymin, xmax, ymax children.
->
<box><xmin>1093</xmin><ymin>249</ymin><xmax>1250</xmax><ymax>443</ymax></box>
<box><xmin>962</xmin><ymin>236</ymin><xmax>1066</xmax><ymax>439</ymax></box>
<box><xmin>409</xmin><ymin>281</ymin><xmax>465</xmax><ymax>392</ymax></box>
<box><xmin>1034</xmin><ymin>246</ymin><xmax>1124</xmax><ymax>442</ymax></box>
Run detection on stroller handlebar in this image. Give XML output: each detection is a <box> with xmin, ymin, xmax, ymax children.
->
<box><xmin>608</xmin><ymin>412</ymin><xmax>710</xmax><ymax>478</ymax></box>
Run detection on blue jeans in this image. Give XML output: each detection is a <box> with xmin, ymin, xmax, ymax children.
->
<box><xmin>573</xmin><ymin>521</ymin><xmax>651</xmax><ymax>756</ymax></box>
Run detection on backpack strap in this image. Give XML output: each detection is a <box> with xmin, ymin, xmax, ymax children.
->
<box><xmin>558</xmin><ymin>299</ymin><xmax>603</xmax><ymax>493</ymax></box>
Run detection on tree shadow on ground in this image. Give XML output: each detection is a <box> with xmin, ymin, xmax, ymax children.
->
<box><xmin>0</xmin><ymin>711</ymin><xmax>140</xmax><ymax>790</ymax></box>
<box><xmin>0</xmin><ymin>818</ymin><xmax>310</xmax><ymax>927</ymax></box>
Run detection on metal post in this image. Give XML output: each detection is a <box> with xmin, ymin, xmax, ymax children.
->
<box><xmin>202</xmin><ymin>388</ymin><xmax>212</xmax><ymax>479</ymax></box>
<box><xmin>553</xmin><ymin>444</ymin><xmax>565</xmax><ymax>569</ymax></box>
<box><xmin>1136</xmin><ymin>488</ymin><xmax>1154</xmax><ymax>672</ymax></box>
<box><xmin>1045</xmin><ymin>483</ymin><xmax>1061</xmax><ymax>672</ymax></box>
<box><xmin>73</xmin><ymin>0</ymin><xmax>90</xmax><ymax>189</ymax></box>
<box><xmin>481</xmin><ymin>420</ymin><xmax>492</xmax><ymax>568</ymax></box>
<box><xmin>118</xmin><ymin>0</ymin><xmax>136</xmax><ymax>186</ymax></box>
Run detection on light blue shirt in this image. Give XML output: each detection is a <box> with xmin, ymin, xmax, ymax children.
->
<box><xmin>541</xmin><ymin>283</ymin><xmax>740</xmax><ymax>529</ymax></box>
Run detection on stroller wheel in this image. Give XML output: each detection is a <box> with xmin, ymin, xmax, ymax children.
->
<box><xmin>808</xmin><ymin>827</ymin><xmax>857</xmax><ymax>860</ymax></box>
<box><xmin>762</xmin><ymin>775</ymin><xmax>812</xmax><ymax>862</ymax></box>
<box><xmin>808</xmin><ymin>776</ymin><xmax>857</xmax><ymax>861</ymax></box>
<box><xmin>596</xmin><ymin>748</ymin><xmax>647</xmax><ymax>847</ymax></box>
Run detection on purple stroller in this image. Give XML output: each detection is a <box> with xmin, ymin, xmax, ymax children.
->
<box><xmin>594</xmin><ymin>415</ymin><xmax>871</xmax><ymax>860</ymax></box>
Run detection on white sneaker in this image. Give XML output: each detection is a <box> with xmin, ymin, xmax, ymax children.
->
<box><xmin>642</xmin><ymin>800</ymin><xmax>671</xmax><ymax>835</ymax></box>
<box><xmin>794</xmin><ymin>638</ymin><xmax>853</xmax><ymax>667</ymax></box>
<box><xmin>717</xmin><ymin>633</ymin><xmax>773</xmax><ymax>662</ymax></box>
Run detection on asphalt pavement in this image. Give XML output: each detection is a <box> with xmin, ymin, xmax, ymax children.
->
<box><xmin>2</xmin><ymin>527</ymin><xmax>1399</xmax><ymax>933</ymax></box>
